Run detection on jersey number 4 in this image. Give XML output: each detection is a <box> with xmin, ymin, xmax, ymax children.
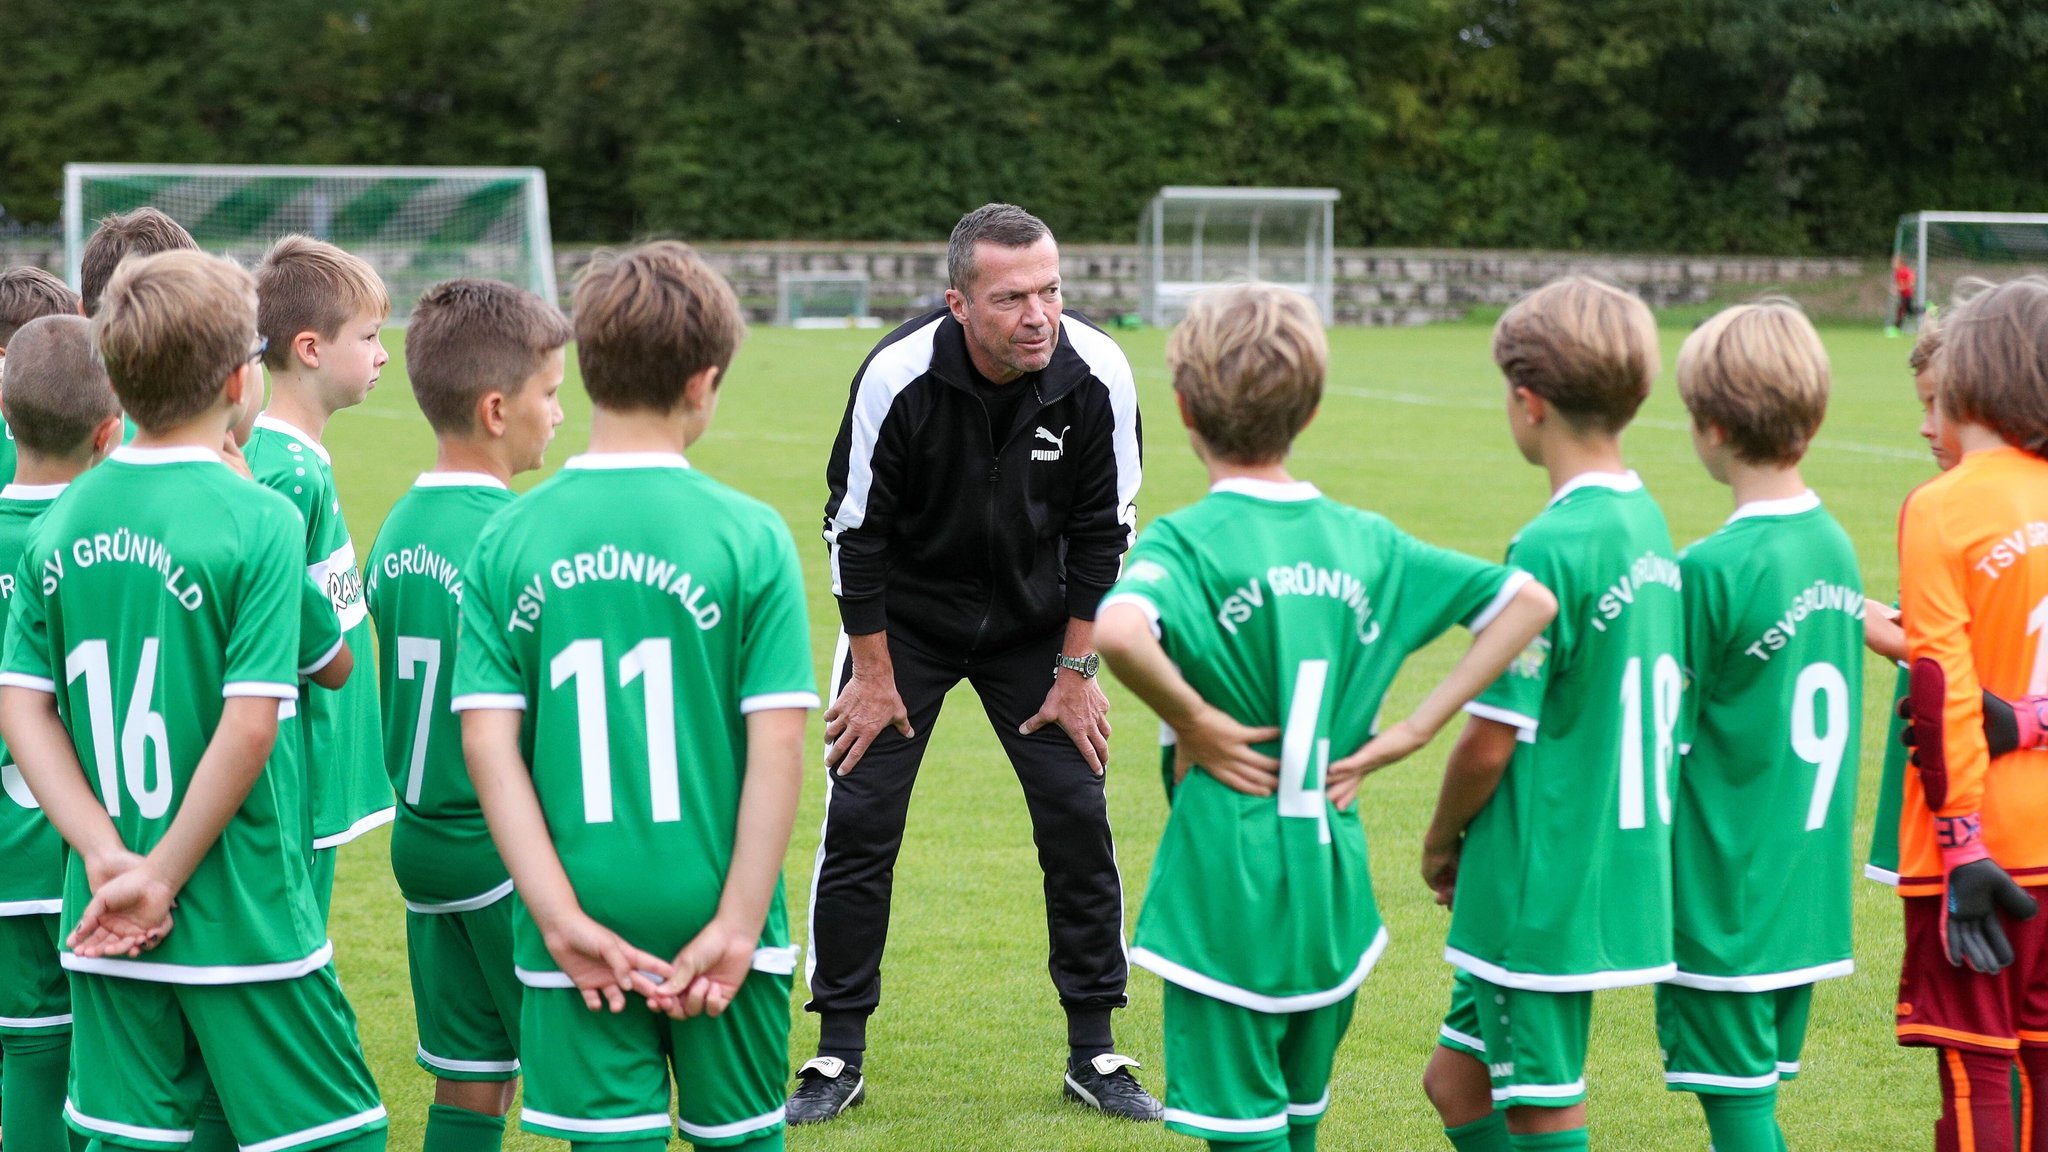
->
<box><xmin>551</xmin><ymin>637</ymin><xmax>681</xmax><ymax>825</ymax></box>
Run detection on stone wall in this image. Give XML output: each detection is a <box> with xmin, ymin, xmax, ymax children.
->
<box><xmin>5</xmin><ymin>234</ymin><xmax>1867</xmax><ymax>326</ymax></box>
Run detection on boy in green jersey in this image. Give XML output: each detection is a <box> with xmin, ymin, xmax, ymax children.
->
<box><xmin>0</xmin><ymin>269</ymin><xmax>87</xmax><ymax>491</ymax></box>
<box><xmin>1095</xmin><ymin>283</ymin><xmax>1557</xmax><ymax>1152</ymax></box>
<box><xmin>1422</xmin><ymin>277</ymin><xmax>1684</xmax><ymax>1152</ymax></box>
<box><xmin>0</xmin><ymin>314</ymin><xmax>122</xmax><ymax>1152</ymax></box>
<box><xmin>1660</xmin><ymin>301</ymin><xmax>1864</xmax><ymax>1151</ymax></box>
<box><xmin>457</xmin><ymin>242</ymin><xmax>816</xmax><ymax>1152</ymax></box>
<box><xmin>366</xmin><ymin>279</ymin><xmax>568</xmax><ymax>1152</ymax></box>
<box><xmin>245</xmin><ymin>235</ymin><xmax>392</xmax><ymax>917</ymax></box>
<box><xmin>0</xmin><ymin>250</ymin><xmax>385</xmax><ymax>1152</ymax></box>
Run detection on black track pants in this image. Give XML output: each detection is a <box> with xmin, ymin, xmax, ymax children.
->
<box><xmin>803</xmin><ymin>628</ymin><xmax>1130</xmax><ymax>1048</ymax></box>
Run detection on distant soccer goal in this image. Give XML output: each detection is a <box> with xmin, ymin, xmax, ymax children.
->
<box><xmin>1893</xmin><ymin>211</ymin><xmax>2048</xmax><ymax>315</ymax></box>
<box><xmin>1138</xmin><ymin>186</ymin><xmax>1339</xmax><ymax>327</ymax></box>
<box><xmin>63</xmin><ymin>163</ymin><xmax>557</xmax><ymax>322</ymax></box>
<box><xmin>777</xmin><ymin>270</ymin><xmax>880</xmax><ymax>328</ymax></box>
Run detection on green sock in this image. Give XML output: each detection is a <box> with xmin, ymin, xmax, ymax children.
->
<box><xmin>1289</xmin><ymin>1120</ymin><xmax>1318</xmax><ymax>1151</ymax></box>
<box><xmin>424</xmin><ymin>1104</ymin><xmax>506</xmax><ymax>1152</ymax></box>
<box><xmin>189</xmin><ymin>1085</ymin><xmax>234</xmax><ymax>1152</ymax></box>
<box><xmin>575</xmin><ymin>1142</ymin><xmax>665</xmax><ymax>1152</ymax></box>
<box><xmin>1208</xmin><ymin>1137</ymin><xmax>1286</xmax><ymax>1152</ymax></box>
<box><xmin>1508</xmin><ymin>1129</ymin><xmax>1588</xmax><ymax>1151</ymax></box>
<box><xmin>1699</xmin><ymin>1091</ymin><xmax>1782</xmax><ymax>1152</ymax></box>
<box><xmin>705</xmin><ymin>1135</ymin><xmax>783</xmax><ymax>1152</ymax></box>
<box><xmin>1446</xmin><ymin>1111</ymin><xmax>1511</xmax><ymax>1152</ymax></box>
<box><xmin>2</xmin><ymin>1031</ymin><xmax>73</xmax><ymax>1152</ymax></box>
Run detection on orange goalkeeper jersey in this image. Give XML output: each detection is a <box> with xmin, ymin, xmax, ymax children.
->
<box><xmin>1898</xmin><ymin>446</ymin><xmax>2048</xmax><ymax>896</ymax></box>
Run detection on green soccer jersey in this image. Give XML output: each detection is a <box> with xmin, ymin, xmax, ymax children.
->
<box><xmin>0</xmin><ymin>482</ymin><xmax>65</xmax><ymax>916</ymax></box>
<box><xmin>452</xmin><ymin>453</ymin><xmax>819</xmax><ymax>985</ymax></box>
<box><xmin>0</xmin><ymin>421</ymin><xmax>17</xmax><ymax>489</ymax></box>
<box><xmin>246</xmin><ymin>416</ymin><xmax>390</xmax><ymax>846</ymax></box>
<box><xmin>1671</xmin><ymin>492</ymin><xmax>1863</xmax><ymax>990</ymax></box>
<box><xmin>1103</xmin><ymin>478</ymin><xmax>1529</xmax><ymax>1009</ymax></box>
<box><xmin>1449</xmin><ymin>471</ymin><xmax>1684</xmax><ymax>990</ymax></box>
<box><xmin>367</xmin><ymin>472</ymin><xmax>517</xmax><ymax>909</ymax></box>
<box><xmin>0</xmin><ymin>445</ymin><xmax>327</xmax><ymax>980</ymax></box>
<box><xmin>1866</xmin><ymin>660</ymin><xmax>1910</xmax><ymax>885</ymax></box>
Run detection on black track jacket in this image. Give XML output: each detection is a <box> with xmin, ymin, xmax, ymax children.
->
<box><xmin>822</xmin><ymin>308</ymin><xmax>1142</xmax><ymax>656</ymax></box>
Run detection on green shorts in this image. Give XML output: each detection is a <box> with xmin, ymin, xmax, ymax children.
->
<box><xmin>0</xmin><ymin>914</ymin><xmax>69</xmax><ymax>1034</ymax></box>
<box><xmin>1656</xmin><ymin>983</ymin><xmax>1812</xmax><ymax>1095</ymax></box>
<box><xmin>65</xmin><ymin>967</ymin><xmax>385</xmax><ymax>1152</ymax></box>
<box><xmin>408</xmin><ymin>895</ymin><xmax>521</xmax><ymax>1082</ymax></box>
<box><xmin>519</xmin><ymin>969</ymin><xmax>790</xmax><ymax>1147</ymax></box>
<box><xmin>1439</xmin><ymin>969</ymin><xmax>1591</xmax><ymax>1109</ymax></box>
<box><xmin>1161</xmin><ymin>981</ymin><xmax>1353</xmax><ymax>1143</ymax></box>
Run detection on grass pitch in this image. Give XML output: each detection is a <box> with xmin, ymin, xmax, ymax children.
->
<box><xmin>322</xmin><ymin>317</ymin><xmax>1935</xmax><ymax>1150</ymax></box>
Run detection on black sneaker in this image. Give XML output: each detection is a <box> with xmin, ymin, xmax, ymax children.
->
<box><xmin>1063</xmin><ymin>1054</ymin><xmax>1163</xmax><ymax>1121</ymax></box>
<box><xmin>787</xmin><ymin>1057</ymin><xmax>866</xmax><ymax>1125</ymax></box>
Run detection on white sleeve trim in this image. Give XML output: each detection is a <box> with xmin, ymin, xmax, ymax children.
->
<box><xmin>223</xmin><ymin>681</ymin><xmax>298</xmax><ymax>700</ymax></box>
<box><xmin>1468</xmin><ymin>570</ymin><xmax>1534</xmax><ymax>634</ymax></box>
<box><xmin>1098</xmin><ymin>592</ymin><xmax>1162</xmax><ymax>639</ymax></box>
<box><xmin>451</xmin><ymin>692</ymin><xmax>526</xmax><ymax>713</ymax></box>
<box><xmin>0</xmin><ymin>673</ymin><xmax>56</xmax><ymax>694</ymax></box>
<box><xmin>1463</xmin><ymin>701</ymin><xmax>1538</xmax><ymax>742</ymax></box>
<box><xmin>299</xmin><ymin>636</ymin><xmax>346</xmax><ymax>677</ymax></box>
<box><xmin>739</xmin><ymin>691</ymin><xmax>822</xmax><ymax>715</ymax></box>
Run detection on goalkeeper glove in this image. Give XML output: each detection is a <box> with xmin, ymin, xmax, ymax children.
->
<box><xmin>1900</xmin><ymin>690</ymin><xmax>2048</xmax><ymax>762</ymax></box>
<box><xmin>1939</xmin><ymin>824</ymin><xmax>2039</xmax><ymax>974</ymax></box>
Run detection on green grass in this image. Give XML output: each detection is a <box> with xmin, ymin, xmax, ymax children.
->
<box><xmin>321</xmin><ymin>318</ymin><xmax>1935</xmax><ymax>1150</ymax></box>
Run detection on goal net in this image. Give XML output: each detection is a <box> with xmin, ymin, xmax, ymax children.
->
<box><xmin>1138</xmin><ymin>187</ymin><xmax>1339</xmax><ymax>327</ymax></box>
<box><xmin>64</xmin><ymin>164</ymin><xmax>556</xmax><ymax>322</ymax></box>
<box><xmin>1894</xmin><ymin>211</ymin><xmax>2048</xmax><ymax>316</ymax></box>
<box><xmin>777</xmin><ymin>271</ymin><xmax>879</xmax><ymax>328</ymax></box>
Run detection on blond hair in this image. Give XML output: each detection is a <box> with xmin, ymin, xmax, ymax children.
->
<box><xmin>255</xmin><ymin>235</ymin><xmax>390</xmax><ymax>370</ymax></box>
<box><xmin>1938</xmin><ymin>275</ymin><xmax>2048</xmax><ymax>458</ymax></box>
<box><xmin>1</xmin><ymin>315</ymin><xmax>119</xmax><ymax>456</ymax></box>
<box><xmin>1675</xmin><ymin>300</ymin><xmax>1830</xmax><ymax>467</ymax></box>
<box><xmin>406</xmin><ymin>279</ymin><xmax>573</xmax><ymax>434</ymax></box>
<box><xmin>1167</xmin><ymin>283</ymin><xmax>1327</xmax><ymax>464</ymax></box>
<box><xmin>79</xmin><ymin>208</ymin><xmax>196</xmax><ymax>316</ymax></box>
<box><xmin>1909</xmin><ymin>315</ymin><xmax>1944</xmax><ymax>376</ymax></box>
<box><xmin>94</xmin><ymin>250</ymin><xmax>256</xmax><ymax>432</ymax></box>
<box><xmin>572</xmin><ymin>242</ymin><xmax>744</xmax><ymax>413</ymax></box>
<box><xmin>0</xmin><ymin>267</ymin><xmax>80</xmax><ymax>347</ymax></box>
<box><xmin>1493</xmin><ymin>276</ymin><xmax>1659</xmax><ymax>433</ymax></box>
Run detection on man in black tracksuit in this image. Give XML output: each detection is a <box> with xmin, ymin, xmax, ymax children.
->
<box><xmin>790</xmin><ymin>204</ymin><xmax>1157</xmax><ymax>1124</ymax></box>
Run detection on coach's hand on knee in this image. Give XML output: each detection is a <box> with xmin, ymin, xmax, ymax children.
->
<box><xmin>825</xmin><ymin>672</ymin><xmax>913</xmax><ymax>776</ymax></box>
<box><xmin>1023</xmin><ymin>671</ymin><xmax>1114</xmax><ymax>775</ymax></box>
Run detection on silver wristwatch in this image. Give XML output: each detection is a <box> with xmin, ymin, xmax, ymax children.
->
<box><xmin>1055</xmin><ymin>652</ymin><xmax>1100</xmax><ymax>679</ymax></box>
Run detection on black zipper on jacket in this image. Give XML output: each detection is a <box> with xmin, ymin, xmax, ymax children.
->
<box><xmin>968</xmin><ymin>385</ymin><xmax>1047</xmax><ymax>654</ymax></box>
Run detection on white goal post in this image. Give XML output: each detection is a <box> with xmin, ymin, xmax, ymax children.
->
<box><xmin>776</xmin><ymin>270</ymin><xmax>881</xmax><ymax>328</ymax></box>
<box><xmin>1138</xmin><ymin>186</ymin><xmax>1339</xmax><ymax>327</ymax></box>
<box><xmin>63</xmin><ymin>163</ymin><xmax>557</xmax><ymax>322</ymax></box>
<box><xmin>1893</xmin><ymin>210</ymin><xmax>2048</xmax><ymax>315</ymax></box>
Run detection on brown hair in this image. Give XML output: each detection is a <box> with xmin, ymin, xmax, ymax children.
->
<box><xmin>1166</xmin><ymin>283</ymin><xmax>1326</xmax><ymax>464</ymax></box>
<box><xmin>255</xmin><ymin>235</ymin><xmax>390</xmax><ymax>370</ymax></box>
<box><xmin>1909</xmin><ymin>315</ymin><xmax>1944</xmax><ymax>376</ymax></box>
<box><xmin>406</xmin><ymin>279</ymin><xmax>573</xmax><ymax>434</ymax></box>
<box><xmin>0</xmin><ymin>315</ymin><xmax>120</xmax><ymax>456</ymax></box>
<box><xmin>0</xmin><ymin>267</ymin><xmax>81</xmax><ymax>347</ymax></box>
<box><xmin>1938</xmin><ymin>275</ymin><xmax>2048</xmax><ymax>458</ymax></box>
<box><xmin>1675</xmin><ymin>300</ymin><xmax>1830</xmax><ymax>467</ymax></box>
<box><xmin>1493</xmin><ymin>276</ymin><xmax>1660</xmax><ymax>433</ymax></box>
<box><xmin>93</xmin><ymin>250</ymin><xmax>257</xmax><ymax>433</ymax></box>
<box><xmin>572</xmin><ymin>242</ymin><xmax>744</xmax><ymax>413</ymax></box>
<box><xmin>79</xmin><ymin>209</ymin><xmax>196</xmax><ymax>316</ymax></box>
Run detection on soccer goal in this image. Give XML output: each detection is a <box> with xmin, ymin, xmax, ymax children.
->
<box><xmin>1138</xmin><ymin>186</ymin><xmax>1339</xmax><ymax>327</ymax></box>
<box><xmin>63</xmin><ymin>163</ymin><xmax>557</xmax><ymax>322</ymax></box>
<box><xmin>1893</xmin><ymin>211</ymin><xmax>2048</xmax><ymax>315</ymax></box>
<box><xmin>776</xmin><ymin>270</ymin><xmax>880</xmax><ymax>328</ymax></box>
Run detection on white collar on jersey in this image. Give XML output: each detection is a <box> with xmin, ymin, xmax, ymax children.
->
<box><xmin>1546</xmin><ymin>469</ymin><xmax>1643</xmax><ymax>508</ymax></box>
<box><xmin>0</xmin><ymin>482</ymin><xmax>67</xmax><ymax>501</ymax></box>
<box><xmin>252</xmin><ymin>415</ymin><xmax>332</xmax><ymax>464</ymax></box>
<box><xmin>563</xmin><ymin>452</ymin><xmax>691</xmax><ymax>471</ymax></box>
<box><xmin>413</xmin><ymin>471</ymin><xmax>509</xmax><ymax>490</ymax></box>
<box><xmin>109</xmin><ymin>445</ymin><xmax>223</xmax><ymax>467</ymax></box>
<box><xmin>1726</xmin><ymin>489</ymin><xmax>1821</xmax><ymax>524</ymax></box>
<box><xmin>1210</xmin><ymin>477</ymin><xmax>1321</xmax><ymax>502</ymax></box>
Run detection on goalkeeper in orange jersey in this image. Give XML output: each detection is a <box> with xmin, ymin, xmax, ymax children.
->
<box><xmin>1896</xmin><ymin>275</ymin><xmax>2048</xmax><ymax>1152</ymax></box>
